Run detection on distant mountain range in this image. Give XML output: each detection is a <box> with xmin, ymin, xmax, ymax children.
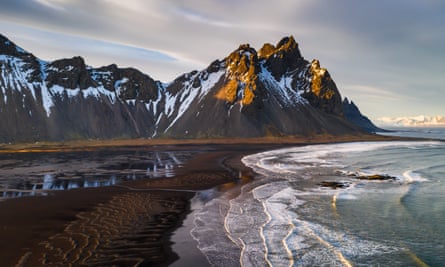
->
<box><xmin>376</xmin><ymin>115</ymin><xmax>445</xmax><ymax>127</ymax></box>
<box><xmin>0</xmin><ymin>34</ymin><xmax>380</xmax><ymax>142</ymax></box>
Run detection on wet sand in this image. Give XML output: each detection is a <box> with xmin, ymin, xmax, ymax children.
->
<box><xmin>0</xmin><ymin>135</ymin><xmax>408</xmax><ymax>266</ymax></box>
<box><xmin>0</xmin><ymin>143</ymin><xmax>260</xmax><ymax>266</ymax></box>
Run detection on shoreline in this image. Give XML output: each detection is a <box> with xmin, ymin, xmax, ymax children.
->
<box><xmin>0</xmin><ymin>134</ymin><xmax>420</xmax><ymax>153</ymax></box>
<box><xmin>0</xmin><ymin>135</ymin><xmax>436</xmax><ymax>266</ymax></box>
<box><xmin>0</xmin><ymin>143</ymin><xmax>260</xmax><ymax>266</ymax></box>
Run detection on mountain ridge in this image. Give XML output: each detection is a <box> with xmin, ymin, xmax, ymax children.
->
<box><xmin>0</xmin><ymin>34</ymin><xmax>379</xmax><ymax>142</ymax></box>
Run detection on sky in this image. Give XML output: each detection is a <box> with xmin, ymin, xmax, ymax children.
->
<box><xmin>0</xmin><ymin>0</ymin><xmax>444</xmax><ymax>121</ymax></box>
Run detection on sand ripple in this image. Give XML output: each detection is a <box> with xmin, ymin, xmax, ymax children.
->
<box><xmin>17</xmin><ymin>192</ymin><xmax>189</xmax><ymax>267</ymax></box>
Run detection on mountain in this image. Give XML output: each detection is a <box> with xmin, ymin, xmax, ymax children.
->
<box><xmin>1</xmin><ymin>34</ymin><xmax>374</xmax><ymax>142</ymax></box>
<box><xmin>343</xmin><ymin>98</ymin><xmax>384</xmax><ymax>133</ymax></box>
<box><xmin>376</xmin><ymin>115</ymin><xmax>445</xmax><ymax>127</ymax></box>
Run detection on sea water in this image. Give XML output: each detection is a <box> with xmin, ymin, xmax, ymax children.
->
<box><xmin>191</xmin><ymin>129</ymin><xmax>445</xmax><ymax>266</ymax></box>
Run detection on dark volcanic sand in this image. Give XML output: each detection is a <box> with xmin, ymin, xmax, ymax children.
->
<box><xmin>0</xmin><ymin>144</ymin><xmax>262</xmax><ymax>267</ymax></box>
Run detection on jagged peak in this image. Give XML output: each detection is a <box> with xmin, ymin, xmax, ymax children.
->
<box><xmin>310</xmin><ymin>59</ymin><xmax>327</xmax><ymax>76</ymax></box>
<box><xmin>258</xmin><ymin>43</ymin><xmax>276</xmax><ymax>58</ymax></box>
<box><xmin>48</xmin><ymin>56</ymin><xmax>87</xmax><ymax>70</ymax></box>
<box><xmin>276</xmin><ymin>35</ymin><xmax>298</xmax><ymax>51</ymax></box>
<box><xmin>342</xmin><ymin>97</ymin><xmax>357</xmax><ymax>106</ymax></box>
<box><xmin>234</xmin><ymin>43</ymin><xmax>257</xmax><ymax>55</ymax></box>
<box><xmin>225</xmin><ymin>43</ymin><xmax>258</xmax><ymax>77</ymax></box>
<box><xmin>218</xmin><ymin>44</ymin><xmax>261</xmax><ymax>106</ymax></box>
<box><xmin>101</xmin><ymin>63</ymin><xmax>119</xmax><ymax>71</ymax></box>
<box><xmin>258</xmin><ymin>36</ymin><xmax>301</xmax><ymax>60</ymax></box>
<box><xmin>220</xmin><ymin>36</ymin><xmax>304</xmax><ymax>106</ymax></box>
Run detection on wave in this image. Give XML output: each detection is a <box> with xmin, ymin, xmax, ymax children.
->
<box><xmin>242</xmin><ymin>141</ymin><xmax>441</xmax><ymax>176</ymax></box>
<box><xmin>191</xmin><ymin>141</ymin><xmax>444</xmax><ymax>266</ymax></box>
<box><xmin>402</xmin><ymin>170</ymin><xmax>429</xmax><ymax>183</ymax></box>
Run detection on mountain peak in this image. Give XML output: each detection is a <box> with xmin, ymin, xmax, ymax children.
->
<box><xmin>218</xmin><ymin>43</ymin><xmax>260</xmax><ymax>105</ymax></box>
<box><xmin>46</xmin><ymin>56</ymin><xmax>96</xmax><ymax>89</ymax></box>
<box><xmin>0</xmin><ymin>33</ymin><xmax>376</xmax><ymax>142</ymax></box>
<box><xmin>236</xmin><ymin>43</ymin><xmax>257</xmax><ymax>54</ymax></box>
<box><xmin>258</xmin><ymin>35</ymin><xmax>300</xmax><ymax>60</ymax></box>
<box><xmin>276</xmin><ymin>35</ymin><xmax>298</xmax><ymax>50</ymax></box>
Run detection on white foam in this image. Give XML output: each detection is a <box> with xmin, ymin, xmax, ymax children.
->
<box><xmin>242</xmin><ymin>141</ymin><xmax>441</xmax><ymax>177</ymax></box>
<box><xmin>402</xmin><ymin>170</ymin><xmax>429</xmax><ymax>183</ymax></box>
<box><xmin>190</xmin><ymin>195</ymin><xmax>242</xmax><ymax>267</ymax></box>
<box><xmin>336</xmin><ymin>193</ymin><xmax>358</xmax><ymax>200</ymax></box>
<box><xmin>292</xmin><ymin>220</ymin><xmax>401</xmax><ymax>266</ymax></box>
<box><xmin>191</xmin><ymin>141</ymin><xmax>442</xmax><ymax>265</ymax></box>
<box><xmin>254</xmin><ymin>186</ymin><xmax>304</xmax><ymax>267</ymax></box>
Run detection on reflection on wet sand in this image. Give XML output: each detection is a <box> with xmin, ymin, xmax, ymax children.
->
<box><xmin>0</xmin><ymin>151</ymin><xmax>193</xmax><ymax>199</ymax></box>
<box><xmin>0</xmin><ymin>146</ymin><xmax>258</xmax><ymax>266</ymax></box>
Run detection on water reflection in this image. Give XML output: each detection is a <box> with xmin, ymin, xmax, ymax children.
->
<box><xmin>0</xmin><ymin>150</ymin><xmax>193</xmax><ymax>200</ymax></box>
<box><xmin>195</xmin><ymin>172</ymin><xmax>254</xmax><ymax>203</ymax></box>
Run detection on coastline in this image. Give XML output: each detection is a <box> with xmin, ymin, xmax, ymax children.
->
<box><xmin>0</xmin><ymin>133</ymin><xmax>414</xmax><ymax>153</ymax></box>
<box><xmin>0</xmin><ymin>143</ymin><xmax>261</xmax><ymax>266</ymax></box>
<box><xmin>0</xmin><ymin>134</ymin><xmax>431</xmax><ymax>266</ymax></box>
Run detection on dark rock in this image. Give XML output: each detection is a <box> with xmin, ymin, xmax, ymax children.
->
<box><xmin>260</xmin><ymin>36</ymin><xmax>306</xmax><ymax>80</ymax></box>
<box><xmin>46</xmin><ymin>57</ymin><xmax>96</xmax><ymax>89</ymax></box>
<box><xmin>300</xmin><ymin>60</ymin><xmax>344</xmax><ymax>116</ymax></box>
<box><xmin>356</xmin><ymin>174</ymin><xmax>397</xmax><ymax>180</ymax></box>
<box><xmin>343</xmin><ymin>98</ymin><xmax>386</xmax><ymax>133</ymax></box>
<box><xmin>336</xmin><ymin>170</ymin><xmax>397</xmax><ymax>181</ymax></box>
<box><xmin>95</xmin><ymin>66</ymin><xmax>160</xmax><ymax>102</ymax></box>
<box><xmin>319</xmin><ymin>181</ymin><xmax>350</xmax><ymax>189</ymax></box>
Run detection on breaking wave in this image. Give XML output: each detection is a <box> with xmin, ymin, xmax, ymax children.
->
<box><xmin>191</xmin><ymin>141</ymin><xmax>445</xmax><ymax>266</ymax></box>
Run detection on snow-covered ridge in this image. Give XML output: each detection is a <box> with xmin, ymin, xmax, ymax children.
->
<box><xmin>1</xmin><ymin>34</ymin><xmax>373</xmax><ymax>142</ymax></box>
<box><xmin>163</xmin><ymin>69</ymin><xmax>225</xmax><ymax>132</ymax></box>
<box><xmin>0</xmin><ymin>55</ymin><xmax>121</xmax><ymax>115</ymax></box>
<box><xmin>259</xmin><ymin>65</ymin><xmax>308</xmax><ymax>107</ymax></box>
<box><xmin>376</xmin><ymin>115</ymin><xmax>445</xmax><ymax>127</ymax></box>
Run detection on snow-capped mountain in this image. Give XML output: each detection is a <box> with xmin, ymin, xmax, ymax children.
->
<box><xmin>376</xmin><ymin>115</ymin><xmax>445</xmax><ymax>127</ymax></box>
<box><xmin>0</xmin><ymin>34</ymin><xmax>377</xmax><ymax>142</ymax></box>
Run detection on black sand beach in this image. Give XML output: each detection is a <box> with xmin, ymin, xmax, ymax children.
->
<box><xmin>0</xmin><ymin>135</ymin><xmax>405</xmax><ymax>266</ymax></box>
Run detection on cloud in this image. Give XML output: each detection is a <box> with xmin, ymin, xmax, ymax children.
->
<box><xmin>342</xmin><ymin>84</ymin><xmax>405</xmax><ymax>101</ymax></box>
<box><xmin>0</xmin><ymin>0</ymin><xmax>444</xmax><ymax>117</ymax></box>
<box><xmin>33</xmin><ymin>0</ymin><xmax>66</xmax><ymax>11</ymax></box>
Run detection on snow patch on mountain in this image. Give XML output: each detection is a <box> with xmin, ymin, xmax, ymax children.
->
<box><xmin>81</xmin><ymin>86</ymin><xmax>117</xmax><ymax>103</ymax></box>
<box><xmin>198</xmin><ymin>69</ymin><xmax>224</xmax><ymax>100</ymax></box>
<box><xmin>41</xmin><ymin>84</ymin><xmax>53</xmax><ymax>116</ymax></box>
<box><xmin>259</xmin><ymin>65</ymin><xmax>307</xmax><ymax>107</ymax></box>
<box><xmin>114</xmin><ymin>77</ymin><xmax>129</xmax><ymax>96</ymax></box>
<box><xmin>1</xmin><ymin>55</ymin><xmax>39</xmax><ymax>105</ymax></box>
<box><xmin>164</xmin><ymin>69</ymin><xmax>225</xmax><ymax>132</ymax></box>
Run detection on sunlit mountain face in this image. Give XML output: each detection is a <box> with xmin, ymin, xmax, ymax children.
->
<box><xmin>0</xmin><ymin>34</ymin><xmax>378</xmax><ymax>142</ymax></box>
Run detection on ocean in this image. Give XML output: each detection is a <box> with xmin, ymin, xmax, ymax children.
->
<box><xmin>190</xmin><ymin>128</ymin><xmax>445</xmax><ymax>266</ymax></box>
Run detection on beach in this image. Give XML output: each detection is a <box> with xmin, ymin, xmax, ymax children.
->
<box><xmin>0</xmin><ymin>135</ymin><xmax>413</xmax><ymax>266</ymax></box>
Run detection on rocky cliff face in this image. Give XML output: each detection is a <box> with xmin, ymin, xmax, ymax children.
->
<box><xmin>342</xmin><ymin>98</ymin><xmax>384</xmax><ymax>133</ymax></box>
<box><xmin>0</xmin><ymin>34</ymin><xmax>162</xmax><ymax>142</ymax></box>
<box><xmin>0</xmin><ymin>34</ymin><xmax>371</xmax><ymax>142</ymax></box>
<box><xmin>162</xmin><ymin>36</ymin><xmax>358</xmax><ymax>138</ymax></box>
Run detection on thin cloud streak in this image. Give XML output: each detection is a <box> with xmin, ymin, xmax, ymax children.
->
<box><xmin>0</xmin><ymin>0</ymin><xmax>443</xmax><ymax>118</ymax></box>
